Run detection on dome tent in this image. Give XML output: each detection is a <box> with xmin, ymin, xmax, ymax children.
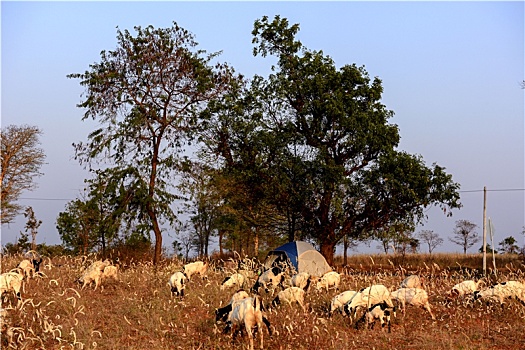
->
<box><xmin>263</xmin><ymin>241</ymin><xmax>332</xmax><ymax>278</ymax></box>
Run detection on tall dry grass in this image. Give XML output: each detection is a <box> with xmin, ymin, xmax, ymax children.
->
<box><xmin>1</xmin><ymin>253</ymin><xmax>524</xmax><ymax>349</ymax></box>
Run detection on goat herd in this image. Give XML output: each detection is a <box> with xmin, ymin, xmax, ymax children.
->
<box><xmin>2</xmin><ymin>254</ymin><xmax>525</xmax><ymax>350</ymax></box>
<box><xmin>168</xmin><ymin>259</ymin><xmax>525</xmax><ymax>350</ymax></box>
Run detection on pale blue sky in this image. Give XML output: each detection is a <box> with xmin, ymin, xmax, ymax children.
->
<box><xmin>2</xmin><ymin>1</ymin><xmax>524</xmax><ymax>254</ymax></box>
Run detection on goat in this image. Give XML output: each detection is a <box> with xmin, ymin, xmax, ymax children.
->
<box><xmin>223</xmin><ymin>296</ymin><xmax>272</xmax><ymax>350</ymax></box>
<box><xmin>221</xmin><ymin>273</ymin><xmax>245</xmax><ymax>291</ymax></box>
<box><xmin>344</xmin><ymin>284</ymin><xmax>394</xmax><ymax>319</ymax></box>
<box><xmin>448</xmin><ymin>280</ymin><xmax>482</xmax><ymax>299</ymax></box>
<box><xmin>291</xmin><ymin>272</ymin><xmax>311</xmax><ymax>291</ymax></box>
<box><xmin>355</xmin><ymin>301</ymin><xmax>395</xmax><ymax>333</ymax></box>
<box><xmin>102</xmin><ymin>265</ymin><xmax>118</xmax><ymax>282</ymax></box>
<box><xmin>78</xmin><ymin>260</ymin><xmax>111</xmax><ymax>290</ymax></box>
<box><xmin>271</xmin><ymin>287</ymin><xmax>306</xmax><ymax>312</ymax></box>
<box><xmin>329</xmin><ymin>290</ymin><xmax>357</xmax><ymax>316</ymax></box>
<box><xmin>315</xmin><ymin>271</ymin><xmax>340</xmax><ymax>292</ymax></box>
<box><xmin>474</xmin><ymin>281</ymin><xmax>525</xmax><ymax>305</ymax></box>
<box><xmin>17</xmin><ymin>258</ymin><xmax>43</xmax><ymax>279</ymax></box>
<box><xmin>183</xmin><ymin>261</ymin><xmax>208</xmax><ymax>281</ymax></box>
<box><xmin>0</xmin><ymin>270</ymin><xmax>24</xmax><ymax>306</ymax></box>
<box><xmin>215</xmin><ymin>289</ymin><xmax>250</xmax><ymax>323</ymax></box>
<box><xmin>400</xmin><ymin>275</ymin><xmax>423</xmax><ymax>289</ymax></box>
<box><xmin>169</xmin><ymin>271</ymin><xmax>187</xmax><ymax>298</ymax></box>
<box><xmin>390</xmin><ymin>287</ymin><xmax>435</xmax><ymax>320</ymax></box>
<box><xmin>251</xmin><ymin>267</ymin><xmax>285</xmax><ymax>294</ymax></box>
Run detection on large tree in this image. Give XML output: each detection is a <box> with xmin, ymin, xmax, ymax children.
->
<box><xmin>1</xmin><ymin>125</ymin><xmax>46</xmax><ymax>224</ymax></box>
<box><xmin>68</xmin><ymin>23</ymin><xmax>235</xmax><ymax>264</ymax></box>
<box><xmin>250</xmin><ymin>16</ymin><xmax>461</xmax><ymax>265</ymax></box>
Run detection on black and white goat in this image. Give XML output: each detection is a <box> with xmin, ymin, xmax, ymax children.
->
<box><xmin>355</xmin><ymin>301</ymin><xmax>395</xmax><ymax>333</ymax></box>
<box><xmin>17</xmin><ymin>258</ymin><xmax>43</xmax><ymax>279</ymax></box>
<box><xmin>168</xmin><ymin>271</ymin><xmax>187</xmax><ymax>298</ymax></box>
<box><xmin>344</xmin><ymin>284</ymin><xmax>395</xmax><ymax>319</ymax></box>
<box><xmin>474</xmin><ymin>281</ymin><xmax>525</xmax><ymax>305</ymax></box>
<box><xmin>250</xmin><ymin>267</ymin><xmax>285</xmax><ymax>294</ymax></box>
<box><xmin>215</xmin><ymin>289</ymin><xmax>250</xmax><ymax>323</ymax></box>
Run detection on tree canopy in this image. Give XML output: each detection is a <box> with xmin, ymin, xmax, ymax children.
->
<box><xmin>65</xmin><ymin>17</ymin><xmax>462</xmax><ymax>265</ymax></box>
<box><xmin>202</xmin><ymin>15</ymin><xmax>461</xmax><ymax>264</ymax></box>
<box><xmin>449</xmin><ymin>219</ymin><xmax>480</xmax><ymax>254</ymax></box>
<box><xmin>1</xmin><ymin>124</ymin><xmax>46</xmax><ymax>225</ymax></box>
<box><xmin>68</xmin><ymin>23</ymin><xmax>237</xmax><ymax>264</ymax></box>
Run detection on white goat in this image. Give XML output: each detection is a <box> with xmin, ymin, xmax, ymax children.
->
<box><xmin>271</xmin><ymin>286</ymin><xmax>306</xmax><ymax>312</ymax></box>
<box><xmin>390</xmin><ymin>287</ymin><xmax>435</xmax><ymax>320</ymax></box>
<box><xmin>169</xmin><ymin>271</ymin><xmax>187</xmax><ymax>298</ymax></box>
<box><xmin>400</xmin><ymin>275</ymin><xmax>423</xmax><ymax>289</ymax></box>
<box><xmin>448</xmin><ymin>280</ymin><xmax>481</xmax><ymax>298</ymax></box>
<box><xmin>103</xmin><ymin>265</ymin><xmax>118</xmax><ymax>282</ymax></box>
<box><xmin>330</xmin><ymin>290</ymin><xmax>357</xmax><ymax>316</ymax></box>
<box><xmin>344</xmin><ymin>284</ymin><xmax>394</xmax><ymax>318</ymax></box>
<box><xmin>291</xmin><ymin>272</ymin><xmax>311</xmax><ymax>291</ymax></box>
<box><xmin>221</xmin><ymin>273</ymin><xmax>245</xmax><ymax>291</ymax></box>
<box><xmin>474</xmin><ymin>281</ymin><xmax>525</xmax><ymax>305</ymax></box>
<box><xmin>251</xmin><ymin>267</ymin><xmax>285</xmax><ymax>294</ymax></box>
<box><xmin>79</xmin><ymin>260</ymin><xmax>111</xmax><ymax>290</ymax></box>
<box><xmin>224</xmin><ymin>296</ymin><xmax>272</xmax><ymax>350</ymax></box>
<box><xmin>0</xmin><ymin>270</ymin><xmax>24</xmax><ymax>306</ymax></box>
<box><xmin>316</xmin><ymin>271</ymin><xmax>340</xmax><ymax>292</ymax></box>
<box><xmin>183</xmin><ymin>261</ymin><xmax>208</xmax><ymax>281</ymax></box>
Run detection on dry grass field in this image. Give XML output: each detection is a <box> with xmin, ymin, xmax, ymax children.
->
<box><xmin>1</xmin><ymin>253</ymin><xmax>524</xmax><ymax>350</ymax></box>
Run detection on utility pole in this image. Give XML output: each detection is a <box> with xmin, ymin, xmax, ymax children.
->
<box><xmin>482</xmin><ymin>186</ymin><xmax>487</xmax><ymax>275</ymax></box>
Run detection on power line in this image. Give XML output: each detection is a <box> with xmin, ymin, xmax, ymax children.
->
<box><xmin>459</xmin><ymin>188</ymin><xmax>525</xmax><ymax>193</ymax></box>
<box><xmin>19</xmin><ymin>197</ymin><xmax>72</xmax><ymax>201</ymax></box>
<box><xmin>17</xmin><ymin>188</ymin><xmax>524</xmax><ymax>201</ymax></box>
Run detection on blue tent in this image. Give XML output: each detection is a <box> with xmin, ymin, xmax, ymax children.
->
<box><xmin>263</xmin><ymin>241</ymin><xmax>331</xmax><ymax>277</ymax></box>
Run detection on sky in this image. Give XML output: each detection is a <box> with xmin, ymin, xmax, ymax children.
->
<box><xmin>1</xmin><ymin>1</ymin><xmax>524</xmax><ymax>255</ymax></box>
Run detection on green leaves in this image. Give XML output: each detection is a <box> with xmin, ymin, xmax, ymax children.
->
<box><xmin>69</xmin><ymin>22</ymin><xmax>236</xmax><ymax>263</ymax></box>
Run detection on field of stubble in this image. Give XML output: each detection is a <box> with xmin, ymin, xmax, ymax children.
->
<box><xmin>1</xmin><ymin>254</ymin><xmax>524</xmax><ymax>350</ymax></box>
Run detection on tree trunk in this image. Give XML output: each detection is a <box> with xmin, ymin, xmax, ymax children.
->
<box><xmin>343</xmin><ymin>235</ymin><xmax>348</xmax><ymax>266</ymax></box>
<box><xmin>147</xmin><ymin>200</ymin><xmax>162</xmax><ymax>264</ymax></box>
<box><xmin>320</xmin><ymin>240</ymin><xmax>336</xmax><ymax>267</ymax></box>
<box><xmin>152</xmin><ymin>219</ymin><xmax>163</xmax><ymax>265</ymax></box>
<box><xmin>218</xmin><ymin>230</ymin><xmax>223</xmax><ymax>255</ymax></box>
<box><xmin>254</xmin><ymin>227</ymin><xmax>259</xmax><ymax>257</ymax></box>
<box><xmin>31</xmin><ymin>231</ymin><xmax>37</xmax><ymax>252</ymax></box>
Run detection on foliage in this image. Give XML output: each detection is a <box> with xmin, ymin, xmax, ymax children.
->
<box><xmin>0</xmin><ymin>124</ymin><xmax>46</xmax><ymax>224</ymax></box>
<box><xmin>499</xmin><ymin>236</ymin><xmax>519</xmax><ymax>254</ymax></box>
<box><xmin>449</xmin><ymin>219</ymin><xmax>480</xmax><ymax>254</ymax></box>
<box><xmin>246</xmin><ymin>15</ymin><xmax>460</xmax><ymax>264</ymax></box>
<box><xmin>1</xmin><ymin>232</ymin><xmax>31</xmax><ymax>255</ymax></box>
<box><xmin>56</xmin><ymin>198</ymin><xmax>99</xmax><ymax>254</ymax></box>
<box><xmin>68</xmin><ymin>23</ymin><xmax>236</xmax><ymax>264</ymax></box>
<box><xmin>478</xmin><ymin>243</ymin><xmax>497</xmax><ymax>254</ymax></box>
